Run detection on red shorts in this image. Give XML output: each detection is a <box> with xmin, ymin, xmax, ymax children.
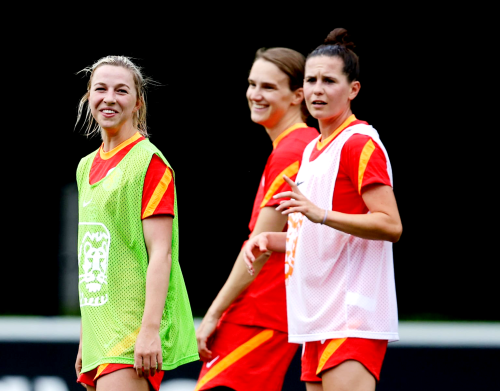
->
<box><xmin>301</xmin><ymin>337</ymin><xmax>388</xmax><ymax>382</ymax></box>
<box><xmin>195</xmin><ymin>322</ymin><xmax>298</xmax><ymax>391</ymax></box>
<box><xmin>77</xmin><ymin>363</ymin><xmax>164</xmax><ymax>390</ymax></box>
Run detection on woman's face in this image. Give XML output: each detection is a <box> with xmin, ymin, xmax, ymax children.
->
<box><xmin>246</xmin><ymin>59</ymin><xmax>299</xmax><ymax>129</ymax></box>
<box><xmin>88</xmin><ymin>65</ymin><xmax>140</xmax><ymax>133</ymax></box>
<box><xmin>304</xmin><ymin>56</ymin><xmax>359</xmax><ymax>122</ymax></box>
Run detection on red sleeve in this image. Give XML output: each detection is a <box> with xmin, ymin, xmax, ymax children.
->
<box><xmin>260</xmin><ymin>135</ymin><xmax>313</xmax><ymax>208</ymax></box>
<box><xmin>341</xmin><ymin>134</ymin><xmax>391</xmax><ymax>195</ymax></box>
<box><xmin>141</xmin><ymin>154</ymin><xmax>175</xmax><ymax>219</ymax></box>
<box><xmin>262</xmin><ymin>154</ymin><xmax>300</xmax><ymax>208</ymax></box>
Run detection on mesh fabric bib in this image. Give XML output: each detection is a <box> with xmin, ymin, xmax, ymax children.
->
<box><xmin>286</xmin><ymin>124</ymin><xmax>399</xmax><ymax>343</ymax></box>
<box><xmin>76</xmin><ymin>139</ymin><xmax>198</xmax><ymax>372</ymax></box>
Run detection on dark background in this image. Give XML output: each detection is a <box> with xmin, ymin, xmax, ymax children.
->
<box><xmin>2</xmin><ymin>12</ymin><xmax>494</xmax><ymax>322</ymax></box>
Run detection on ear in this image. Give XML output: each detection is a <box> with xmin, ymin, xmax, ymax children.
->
<box><xmin>349</xmin><ymin>81</ymin><xmax>361</xmax><ymax>101</ymax></box>
<box><xmin>134</xmin><ymin>96</ymin><xmax>144</xmax><ymax>113</ymax></box>
<box><xmin>291</xmin><ymin>87</ymin><xmax>304</xmax><ymax>106</ymax></box>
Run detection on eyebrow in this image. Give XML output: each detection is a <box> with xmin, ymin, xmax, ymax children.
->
<box><xmin>93</xmin><ymin>82</ymin><xmax>131</xmax><ymax>89</ymax></box>
<box><xmin>248</xmin><ymin>78</ymin><xmax>279</xmax><ymax>88</ymax></box>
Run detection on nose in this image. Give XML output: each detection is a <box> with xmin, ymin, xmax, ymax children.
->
<box><xmin>313</xmin><ymin>82</ymin><xmax>323</xmax><ymax>95</ymax></box>
<box><xmin>247</xmin><ymin>86</ymin><xmax>263</xmax><ymax>102</ymax></box>
<box><xmin>104</xmin><ymin>90</ymin><xmax>116</xmax><ymax>104</ymax></box>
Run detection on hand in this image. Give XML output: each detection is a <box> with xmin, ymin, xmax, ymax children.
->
<box><xmin>274</xmin><ymin>175</ymin><xmax>325</xmax><ymax>224</ymax></box>
<box><xmin>243</xmin><ymin>234</ymin><xmax>270</xmax><ymax>275</ymax></box>
<box><xmin>75</xmin><ymin>345</ymin><xmax>87</xmax><ymax>388</ymax></box>
<box><xmin>134</xmin><ymin>326</ymin><xmax>162</xmax><ymax>378</ymax></box>
<box><xmin>196</xmin><ymin>313</ymin><xmax>219</xmax><ymax>362</ymax></box>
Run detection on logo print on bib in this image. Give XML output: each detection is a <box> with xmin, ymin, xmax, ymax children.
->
<box><xmin>78</xmin><ymin>222</ymin><xmax>111</xmax><ymax>307</ymax></box>
<box><xmin>103</xmin><ymin>167</ymin><xmax>123</xmax><ymax>191</ymax></box>
<box><xmin>285</xmin><ymin>212</ymin><xmax>304</xmax><ymax>285</ymax></box>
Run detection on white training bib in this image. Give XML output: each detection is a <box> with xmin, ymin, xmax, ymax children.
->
<box><xmin>285</xmin><ymin>124</ymin><xmax>399</xmax><ymax>343</ymax></box>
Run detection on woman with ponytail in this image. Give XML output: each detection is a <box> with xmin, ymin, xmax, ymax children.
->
<box><xmin>244</xmin><ymin>28</ymin><xmax>402</xmax><ymax>391</ymax></box>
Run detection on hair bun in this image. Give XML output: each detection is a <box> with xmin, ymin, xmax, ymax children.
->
<box><xmin>324</xmin><ymin>28</ymin><xmax>355</xmax><ymax>50</ymax></box>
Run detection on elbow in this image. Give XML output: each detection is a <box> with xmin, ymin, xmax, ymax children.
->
<box><xmin>389</xmin><ymin>223</ymin><xmax>403</xmax><ymax>243</ymax></box>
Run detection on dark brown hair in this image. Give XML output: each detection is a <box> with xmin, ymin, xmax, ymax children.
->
<box><xmin>254</xmin><ymin>47</ymin><xmax>309</xmax><ymax>121</ymax></box>
<box><xmin>307</xmin><ymin>28</ymin><xmax>360</xmax><ymax>83</ymax></box>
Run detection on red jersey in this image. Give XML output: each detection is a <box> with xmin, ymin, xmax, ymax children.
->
<box><xmin>89</xmin><ymin>132</ymin><xmax>175</xmax><ymax>219</ymax></box>
<box><xmin>309</xmin><ymin>115</ymin><xmax>392</xmax><ymax>213</ymax></box>
<box><xmin>220</xmin><ymin>124</ymin><xmax>319</xmax><ymax>332</ymax></box>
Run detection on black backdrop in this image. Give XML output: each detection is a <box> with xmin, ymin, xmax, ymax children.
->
<box><xmin>3</xmin><ymin>11</ymin><xmax>494</xmax><ymax>322</ymax></box>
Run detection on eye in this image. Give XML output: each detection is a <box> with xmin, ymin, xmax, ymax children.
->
<box><xmin>95</xmin><ymin>87</ymin><xmax>106</xmax><ymax>91</ymax></box>
<box><xmin>262</xmin><ymin>84</ymin><xmax>276</xmax><ymax>90</ymax></box>
<box><xmin>117</xmin><ymin>89</ymin><xmax>128</xmax><ymax>94</ymax></box>
<box><xmin>324</xmin><ymin>77</ymin><xmax>335</xmax><ymax>84</ymax></box>
<box><xmin>305</xmin><ymin>77</ymin><xmax>316</xmax><ymax>84</ymax></box>
<box><xmin>248</xmin><ymin>80</ymin><xmax>256</xmax><ymax>87</ymax></box>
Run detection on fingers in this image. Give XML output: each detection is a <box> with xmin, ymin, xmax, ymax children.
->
<box><xmin>282</xmin><ymin>175</ymin><xmax>296</xmax><ymax>188</ymax></box>
<box><xmin>197</xmin><ymin>337</ymin><xmax>213</xmax><ymax>361</ymax></box>
<box><xmin>135</xmin><ymin>361</ymin><xmax>143</xmax><ymax>377</ymax></box>
<box><xmin>199</xmin><ymin>346</ymin><xmax>213</xmax><ymax>362</ymax></box>
<box><xmin>150</xmin><ymin>353</ymin><xmax>161</xmax><ymax>377</ymax></box>
<box><xmin>273</xmin><ymin>191</ymin><xmax>295</xmax><ymax>200</ymax></box>
<box><xmin>139</xmin><ymin>354</ymin><xmax>162</xmax><ymax>377</ymax></box>
<box><xmin>75</xmin><ymin>356</ymin><xmax>82</xmax><ymax>379</ymax></box>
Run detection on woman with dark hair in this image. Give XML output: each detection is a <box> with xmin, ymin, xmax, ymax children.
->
<box><xmin>244</xmin><ymin>28</ymin><xmax>402</xmax><ymax>391</ymax></box>
<box><xmin>194</xmin><ymin>47</ymin><xmax>318</xmax><ymax>391</ymax></box>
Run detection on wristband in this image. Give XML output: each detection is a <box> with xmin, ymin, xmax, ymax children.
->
<box><xmin>321</xmin><ymin>209</ymin><xmax>328</xmax><ymax>225</ymax></box>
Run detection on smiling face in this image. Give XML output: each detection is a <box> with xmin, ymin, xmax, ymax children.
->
<box><xmin>246</xmin><ymin>59</ymin><xmax>301</xmax><ymax>130</ymax></box>
<box><xmin>88</xmin><ymin>65</ymin><xmax>140</xmax><ymax>135</ymax></box>
<box><xmin>304</xmin><ymin>55</ymin><xmax>360</xmax><ymax>123</ymax></box>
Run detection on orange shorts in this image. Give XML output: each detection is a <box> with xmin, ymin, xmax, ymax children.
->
<box><xmin>301</xmin><ymin>337</ymin><xmax>388</xmax><ymax>382</ymax></box>
<box><xmin>77</xmin><ymin>363</ymin><xmax>164</xmax><ymax>390</ymax></box>
<box><xmin>195</xmin><ymin>321</ymin><xmax>299</xmax><ymax>391</ymax></box>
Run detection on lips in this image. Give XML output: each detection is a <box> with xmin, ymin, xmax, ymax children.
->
<box><xmin>252</xmin><ymin>103</ymin><xmax>268</xmax><ymax>110</ymax></box>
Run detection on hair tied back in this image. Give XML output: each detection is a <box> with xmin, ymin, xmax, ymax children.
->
<box><xmin>324</xmin><ymin>27</ymin><xmax>356</xmax><ymax>50</ymax></box>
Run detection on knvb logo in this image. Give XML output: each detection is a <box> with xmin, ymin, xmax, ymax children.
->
<box><xmin>78</xmin><ymin>222</ymin><xmax>111</xmax><ymax>307</ymax></box>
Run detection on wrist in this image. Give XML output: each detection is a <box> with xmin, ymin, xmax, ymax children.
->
<box><xmin>206</xmin><ymin>306</ymin><xmax>224</xmax><ymax>320</ymax></box>
<box><xmin>141</xmin><ymin>321</ymin><xmax>160</xmax><ymax>332</ymax></box>
<box><xmin>320</xmin><ymin>209</ymin><xmax>328</xmax><ymax>225</ymax></box>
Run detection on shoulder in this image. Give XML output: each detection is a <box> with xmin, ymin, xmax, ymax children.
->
<box><xmin>77</xmin><ymin>149</ymin><xmax>99</xmax><ymax>169</ymax></box>
<box><xmin>287</xmin><ymin>126</ymin><xmax>319</xmax><ymax>143</ymax></box>
<box><xmin>342</xmin><ymin>133</ymin><xmax>388</xmax><ymax>167</ymax></box>
<box><xmin>276</xmin><ymin>127</ymin><xmax>319</xmax><ymax>156</ymax></box>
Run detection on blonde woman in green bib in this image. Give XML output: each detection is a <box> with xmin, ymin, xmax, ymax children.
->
<box><xmin>74</xmin><ymin>56</ymin><xmax>198</xmax><ymax>390</ymax></box>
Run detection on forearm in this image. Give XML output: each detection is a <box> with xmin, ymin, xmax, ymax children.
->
<box><xmin>322</xmin><ymin>210</ymin><xmax>401</xmax><ymax>242</ymax></box>
<box><xmin>262</xmin><ymin>232</ymin><xmax>287</xmax><ymax>252</ymax></box>
<box><xmin>142</xmin><ymin>253</ymin><xmax>171</xmax><ymax>330</ymax></box>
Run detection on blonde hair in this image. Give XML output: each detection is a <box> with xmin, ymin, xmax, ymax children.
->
<box><xmin>75</xmin><ymin>55</ymin><xmax>153</xmax><ymax>138</ymax></box>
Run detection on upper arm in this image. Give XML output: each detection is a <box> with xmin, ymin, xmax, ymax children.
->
<box><xmin>260</xmin><ymin>147</ymin><xmax>303</xmax><ymax>209</ymax></box>
<box><xmin>142</xmin><ymin>215</ymin><xmax>173</xmax><ymax>259</ymax></box>
<box><xmin>361</xmin><ymin>185</ymin><xmax>402</xmax><ymax>242</ymax></box>
<box><xmin>142</xmin><ymin>155</ymin><xmax>175</xmax><ymax>219</ymax></box>
<box><xmin>250</xmin><ymin>206</ymin><xmax>288</xmax><ymax>238</ymax></box>
<box><xmin>343</xmin><ymin>134</ymin><xmax>391</xmax><ymax>195</ymax></box>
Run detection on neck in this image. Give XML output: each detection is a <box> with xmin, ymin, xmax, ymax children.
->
<box><xmin>101</xmin><ymin>125</ymin><xmax>138</xmax><ymax>152</ymax></box>
<box><xmin>318</xmin><ymin>108</ymin><xmax>353</xmax><ymax>140</ymax></box>
<box><xmin>265</xmin><ymin>110</ymin><xmax>303</xmax><ymax>142</ymax></box>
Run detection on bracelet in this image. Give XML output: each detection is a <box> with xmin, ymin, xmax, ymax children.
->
<box><xmin>321</xmin><ymin>209</ymin><xmax>328</xmax><ymax>225</ymax></box>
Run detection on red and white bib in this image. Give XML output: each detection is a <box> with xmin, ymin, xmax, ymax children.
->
<box><xmin>285</xmin><ymin>124</ymin><xmax>399</xmax><ymax>343</ymax></box>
